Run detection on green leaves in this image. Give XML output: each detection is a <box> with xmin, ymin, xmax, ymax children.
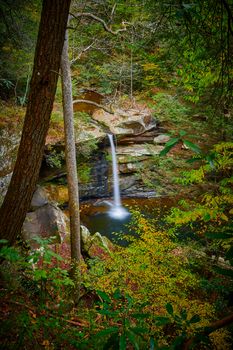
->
<box><xmin>189</xmin><ymin>314</ymin><xmax>201</xmax><ymax>324</ymax></box>
<box><xmin>205</xmin><ymin>232</ymin><xmax>232</xmax><ymax>240</ymax></box>
<box><xmin>165</xmin><ymin>303</ymin><xmax>174</xmax><ymax>315</ymax></box>
<box><xmin>205</xmin><ymin>226</ymin><xmax>233</xmax><ymax>269</ymax></box>
<box><xmin>182</xmin><ymin>140</ymin><xmax>201</xmax><ymax>154</ymax></box>
<box><xmin>97</xmin><ymin>290</ymin><xmax>111</xmax><ymax>303</ymax></box>
<box><xmin>214</xmin><ymin>267</ymin><xmax>233</xmax><ymax>278</ymax></box>
<box><xmin>94</xmin><ymin>289</ymin><xmax>149</xmax><ymax>349</ymax></box>
<box><xmin>159</xmin><ymin>137</ymin><xmax>180</xmax><ymax>156</ymax></box>
<box><xmin>159</xmin><ymin>130</ymin><xmax>202</xmax><ymax>157</ymax></box>
<box><xmin>0</xmin><ymin>244</ymin><xmax>21</xmax><ymax>262</ymax></box>
<box><xmin>154</xmin><ymin>316</ymin><xmax>170</xmax><ymax>326</ymax></box>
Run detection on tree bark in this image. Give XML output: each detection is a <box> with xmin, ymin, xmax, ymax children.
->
<box><xmin>61</xmin><ymin>29</ymin><xmax>81</xmax><ymax>263</ymax></box>
<box><xmin>0</xmin><ymin>0</ymin><xmax>71</xmax><ymax>245</ymax></box>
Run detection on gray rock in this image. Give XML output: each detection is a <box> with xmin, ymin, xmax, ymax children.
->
<box><xmin>119</xmin><ymin>162</ymin><xmax>142</xmax><ymax>174</ymax></box>
<box><xmin>153</xmin><ymin>134</ymin><xmax>170</xmax><ymax>144</ymax></box>
<box><xmin>115</xmin><ymin>144</ymin><xmax>164</xmax><ymax>157</ymax></box>
<box><xmin>81</xmin><ymin>225</ymin><xmax>113</xmax><ymax>258</ymax></box>
<box><xmin>0</xmin><ymin>128</ymin><xmax>21</xmax><ymax>200</ymax></box>
<box><xmin>22</xmin><ymin>203</ymin><xmax>67</xmax><ymax>247</ymax></box>
<box><xmin>93</xmin><ymin>107</ymin><xmax>157</xmax><ymax>137</ymax></box>
<box><xmin>80</xmin><ymin>225</ymin><xmax>92</xmax><ymax>250</ymax></box>
<box><xmin>31</xmin><ymin>186</ymin><xmax>48</xmax><ymax>210</ymax></box>
<box><xmin>0</xmin><ymin>173</ymin><xmax>12</xmax><ymax>203</ymax></box>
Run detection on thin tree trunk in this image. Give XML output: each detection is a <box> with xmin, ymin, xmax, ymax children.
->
<box><xmin>61</xmin><ymin>30</ymin><xmax>81</xmax><ymax>263</ymax></box>
<box><xmin>0</xmin><ymin>0</ymin><xmax>71</xmax><ymax>245</ymax></box>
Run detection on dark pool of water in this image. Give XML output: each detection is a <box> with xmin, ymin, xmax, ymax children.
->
<box><xmin>80</xmin><ymin>197</ymin><xmax>176</xmax><ymax>246</ymax></box>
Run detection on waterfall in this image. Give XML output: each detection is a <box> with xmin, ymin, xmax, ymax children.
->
<box><xmin>108</xmin><ymin>134</ymin><xmax>121</xmax><ymax>207</ymax></box>
<box><xmin>107</xmin><ymin>134</ymin><xmax>129</xmax><ymax>219</ymax></box>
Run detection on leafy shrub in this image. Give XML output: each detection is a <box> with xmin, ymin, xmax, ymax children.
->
<box><xmin>151</xmin><ymin>92</ymin><xmax>189</xmax><ymax>123</ymax></box>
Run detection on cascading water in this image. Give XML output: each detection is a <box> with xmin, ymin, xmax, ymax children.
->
<box><xmin>108</xmin><ymin>134</ymin><xmax>130</xmax><ymax>219</ymax></box>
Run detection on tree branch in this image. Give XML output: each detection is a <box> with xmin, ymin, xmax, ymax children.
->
<box><xmin>70</xmin><ymin>12</ymin><xmax>127</xmax><ymax>35</ymax></box>
<box><xmin>70</xmin><ymin>41</ymin><xmax>96</xmax><ymax>64</ymax></box>
<box><xmin>73</xmin><ymin>99</ymin><xmax>114</xmax><ymax>114</ymax></box>
<box><xmin>182</xmin><ymin>312</ymin><xmax>233</xmax><ymax>350</ymax></box>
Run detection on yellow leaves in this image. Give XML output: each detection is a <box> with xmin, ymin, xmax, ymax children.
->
<box><xmin>42</xmin><ymin>339</ymin><xmax>54</xmax><ymax>350</ymax></box>
<box><xmin>142</xmin><ymin>63</ymin><xmax>159</xmax><ymax>71</ymax></box>
<box><xmin>45</xmin><ymin>185</ymin><xmax>68</xmax><ymax>205</ymax></box>
<box><xmin>220</xmin><ymin>213</ymin><xmax>229</xmax><ymax>221</ymax></box>
<box><xmin>42</xmin><ymin>340</ymin><xmax>50</xmax><ymax>346</ymax></box>
<box><xmin>214</xmin><ymin>142</ymin><xmax>233</xmax><ymax>153</ymax></box>
<box><xmin>2</xmin><ymin>45</ymin><xmax>12</xmax><ymax>52</ymax></box>
<box><xmin>184</xmin><ymin>84</ymin><xmax>193</xmax><ymax>92</ymax></box>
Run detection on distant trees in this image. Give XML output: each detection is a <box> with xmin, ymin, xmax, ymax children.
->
<box><xmin>69</xmin><ymin>0</ymin><xmax>232</xmax><ymax>110</ymax></box>
<box><xmin>0</xmin><ymin>0</ymin><xmax>71</xmax><ymax>245</ymax></box>
<box><xmin>0</xmin><ymin>0</ymin><xmax>41</xmax><ymax>100</ymax></box>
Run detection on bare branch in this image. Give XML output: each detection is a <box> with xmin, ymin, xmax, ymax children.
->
<box><xmin>110</xmin><ymin>3</ymin><xmax>117</xmax><ymax>20</ymax></box>
<box><xmin>73</xmin><ymin>99</ymin><xmax>114</xmax><ymax>114</ymax></box>
<box><xmin>70</xmin><ymin>12</ymin><xmax>127</xmax><ymax>35</ymax></box>
<box><xmin>70</xmin><ymin>41</ymin><xmax>96</xmax><ymax>64</ymax></box>
<box><xmin>182</xmin><ymin>312</ymin><xmax>233</xmax><ymax>350</ymax></box>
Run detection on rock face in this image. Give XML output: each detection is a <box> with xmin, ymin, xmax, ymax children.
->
<box><xmin>93</xmin><ymin>107</ymin><xmax>158</xmax><ymax>141</ymax></box>
<box><xmin>22</xmin><ymin>187</ymin><xmax>67</xmax><ymax>247</ymax></box>
<box><xmin>116</xmin><ymin>144</ymin><xmax>163</xmax><ymax>157</ymax></box>
<box><xmin>0</xmin><ymin>100</ymin><xmax>168</xmax><ymax>202</ymax></box>
<box><xmin>0</xmin><ymin>128</ymin><xmax>21</xmax><ymax>202</ymax></box>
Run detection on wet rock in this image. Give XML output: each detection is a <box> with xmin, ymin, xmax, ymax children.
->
<box><xmin>119</xmin><ymin>175</ymin><xmax>138</xmax><ymax>191</ymax></box>
<box><xmin>22</xmin><ymin>203</ymin><xmax>67</xmax><ymax>247</ymax></box>
<box><xmin>81</xmin><ymin>225</ymin><xmax>113</xmax><ymax>258</ymax></box>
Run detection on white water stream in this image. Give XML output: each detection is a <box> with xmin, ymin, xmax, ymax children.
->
<box><xmin>107</xmin><ymin>134</ymin><xmax>130</xmax><ymax>219</ymax></box>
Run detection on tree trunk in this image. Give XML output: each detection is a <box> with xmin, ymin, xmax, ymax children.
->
<box><xmin>61</xmin><ymin>30</ymin><xmax>81</xmax><ymax>262</ymax></box>
<box><xmin>0</xmin><ymin>0</ymin><xmax>71</xmax><ymax>245</ymax></box>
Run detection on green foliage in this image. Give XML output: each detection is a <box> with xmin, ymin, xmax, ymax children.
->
<box><xmin>159</xmin><ymin>129</ymin><xmax>201</xmax><ymax>157</ymax></box>
<box><xmin>82</xmin><ymin>210</ymin><xmax>221</xmax><ymax>347</ymax></box>
<box><xmin>175</xmin><ymin>46</ymin><xmax>220</xmax><ymax>103</ymax></box>
<box><xmin>77</xmin><ymin>138</ymin><xmax>99</xmax><ymax>159</ymax></box>
<box><xmin>0</xmin><ymin>237</ymin><xmax>74</xmax><ymax>302</ymax></box>
<box><xmin>0</xmin><ymin>239</ymin><xmax>21</xmax><ymax>262</ymax></box>
<box><xmin>90</xmin><ymin>289</ymin><xmax>149</xmax><ymax>350</ymax></box>
<box><xmin>151</xmin><ymin>93</ymin><xmax>189</xmax><ymax>123</ymax></box>
<box><xmin>45</xmin><ymin>148</ymin><xmax>65</xmax><ymax>168</ymax></box>
<box><xmin>0</xmin><ymin>0</ymin><xmax>40</xmax><ymax>99</ymax></box>
<box><xmin>78</xmin><ymin>163</ymin><xmax>91</xmax><ymax>183</ymax></box>
<box><xmin>165</xmin><ymin>140</ymin><xmax>233</xmax><ymax>307</ymax></box>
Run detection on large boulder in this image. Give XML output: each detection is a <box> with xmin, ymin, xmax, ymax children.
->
<box><xmin>22</xmin><ymin>186</ymin><xmax>67</xmax><ymax>247</ymax></box>
<box><xmin>31</xmin><ymin>186</ymin><xmax>48</xmax><ymax>210</ymax></box>
<box><xmin>22</xmin><ymin>203</ymin><xmax>67</xmax><ymax>247</ymax></box>
<box><xmin>92</xmin><ymin>107</ymin><xmax>157</xmax><ymax>138</ymax></box>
